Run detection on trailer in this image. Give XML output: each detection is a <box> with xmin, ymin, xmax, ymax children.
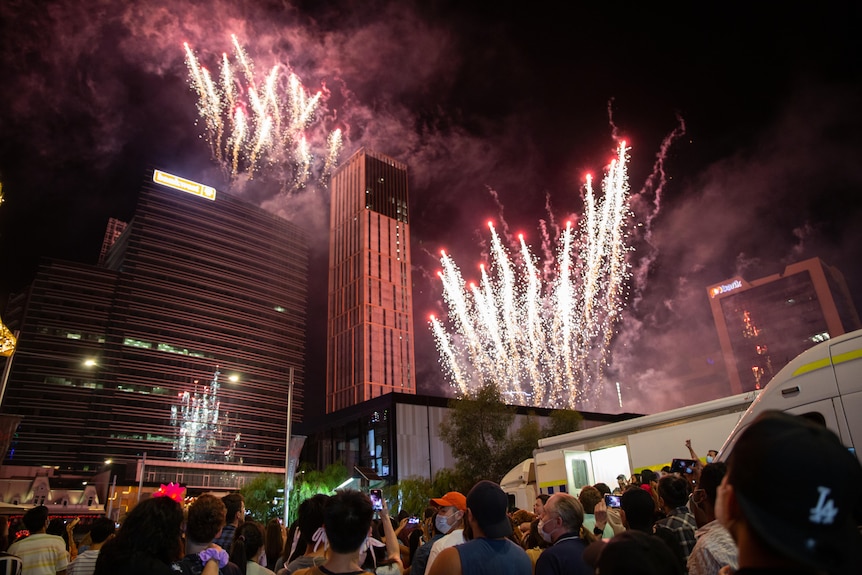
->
<box><xmin>502</xmin><ymin>391</ymin><xmax>758</xmax><ymax>508</ymax></box>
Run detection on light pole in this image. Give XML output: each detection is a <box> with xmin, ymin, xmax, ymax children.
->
<box><xmin>283</xmin><ymin>367</ymin><xmax>294</xmax><ymax>526</ymax></box>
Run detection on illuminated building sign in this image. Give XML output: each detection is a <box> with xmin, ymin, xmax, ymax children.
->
<box><xmin>153</xmin><ymin>170</ymin><xmax>216</xmax><ymax>201</ymax></box>
<box><xmin>710</xmin><ymin>279</ymin><xmax>744</xmax><ymax>298</ymax></box>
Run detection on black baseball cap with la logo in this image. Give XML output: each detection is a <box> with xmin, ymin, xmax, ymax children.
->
<box><xmin>727</xmin><ymin>411</ymin><xmax>862</xmax><ymax>573</ymax></box>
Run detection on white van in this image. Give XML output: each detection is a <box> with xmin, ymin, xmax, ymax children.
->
<box><xmin>718</xmin><ymin>328</ymin><xmax>862</xmax><ymax>465</ymax></box>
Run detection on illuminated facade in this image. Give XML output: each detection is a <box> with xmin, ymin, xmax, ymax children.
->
<box><xmin>326</xmin><ymin>149</ymin><xmax>416</xmax><ymax>413</ymax></box>
<box><xmin>708</xmin><ymin>258</ymin><xmax>860</xmax><ymax>394</ymax></box>
<box><xmin>0</xmin><ymin>170</ymin><xmax>308</xmax><ymax>475</ymax></box>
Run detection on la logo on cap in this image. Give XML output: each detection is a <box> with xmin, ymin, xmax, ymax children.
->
<box><xmin>809</xmin><ymin>486</ymin><xmax>838</xmax><ymax>525</ymax></box>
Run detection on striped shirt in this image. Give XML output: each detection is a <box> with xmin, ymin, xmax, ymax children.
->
<box><xmin>7</xmin><ymin>534</ymin><xmax>69</xmax><ymax>575</ymax></box>
<box><xmin>67</xmin><ymin>549</ymin><xmax>100</xmax><ymax>575</ymax></box>
<box><xmin>0</xmin><ymin>553</ymin><xmax>23</xmax><ymax>575</ymax></box>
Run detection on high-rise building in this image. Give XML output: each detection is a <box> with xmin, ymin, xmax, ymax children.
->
<box><xmin>0</xmin><ymin>170</ymin><xmax>308</xmax><ymax>483</ymax></box>
<box><xmin>708</xmin><ymin>257</ymin><xmax>860</xmax><ymax>394</ymax></box>
<box><xmin>326</xmin><ymin>149</ymin><xmax>416</xmax><ymax>413</ymax></box>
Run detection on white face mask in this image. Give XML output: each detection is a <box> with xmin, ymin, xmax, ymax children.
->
<box><xmin>435</xmin><ymin>510</ymin><xmax>460</xmax><ymax>534</ymax></box>
<box><xmin>706</xmin><ymin>455</ymin><xmax>714</xmax><ymax>464</ymax></box>
<box><xmin>537</xmin><ymin>519</ymin><xmax>554</xmax><ymax>543</ymax></box>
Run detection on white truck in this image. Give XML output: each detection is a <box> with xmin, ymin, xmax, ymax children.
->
<box><xmin>501</xmin><ymin>391</ymin><xmax>758</xmax><ymax>509</ymax></box>
<box><xmin>502</xmin><ymin>328</ymin><xmax>862</xmax><ymax>510</ymax></box>
<box><xmin>717</xmin><ymin>328</ymin><xmax>862</xmax><ymax>465</ymax></box>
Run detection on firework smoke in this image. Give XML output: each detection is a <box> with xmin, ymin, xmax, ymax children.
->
<box><xmin>430</xmin><ymin>141</ymin><xmax>633</xmax><ymax>409</ymax></box>
<box><xmin>183</xmin><ymin>35</ymin><xmax>343</xmax><ymax>189</ymax></box>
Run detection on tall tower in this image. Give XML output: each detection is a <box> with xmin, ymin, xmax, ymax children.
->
<box><xmin>326</xmin><ymin>149</ymin><xmax>417</xmax><ymax>412</ymax></box>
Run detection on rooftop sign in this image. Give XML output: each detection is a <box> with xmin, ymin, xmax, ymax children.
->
<box><xmin>153</xmin><ymin>170</ymin><xmax>216</xmax><ymax>201</ymax></box>
<box><xmin>709</xmin><ymin>279</ymin><xmax>744</xmax><ymax>298</ymax></box>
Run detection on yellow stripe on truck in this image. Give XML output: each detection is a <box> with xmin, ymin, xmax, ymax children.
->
<box><xmin>792</xmin><ymin>348</ymin><xmax>862</xmax><ymax>377</ymax></box>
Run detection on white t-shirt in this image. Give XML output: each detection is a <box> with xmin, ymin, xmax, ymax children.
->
<box><xmin>423</xmin><ymin>529</ymin><xmax>464</xmax><ymax>573</ymax></box>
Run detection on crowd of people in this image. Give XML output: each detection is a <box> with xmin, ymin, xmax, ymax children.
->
<box><xmin>0</xmin><ymin>411</ymin><xmax>859</xmax><ymax>575</ymax></box>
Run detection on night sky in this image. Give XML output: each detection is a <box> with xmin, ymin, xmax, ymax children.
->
<box><xmin>1</xmin><ymin>1</ymin><xmax>860</xmax><ymax>416</ymax></box>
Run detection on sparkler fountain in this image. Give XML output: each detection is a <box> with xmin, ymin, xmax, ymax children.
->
<box><xmin>431</xmin><ymin>141</ymin><xmax>633</xmax><ymax>409</ymax></box>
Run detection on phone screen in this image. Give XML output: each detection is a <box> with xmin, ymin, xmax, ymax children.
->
<box><xmin>370</xmin><ymin>489</ymin><xmax>383</xmax><ymax>511</ymax></box>
<box><xmin>408</xmin><ymin>516</ymin><xmax>420</xmax><ymax>524</ymax></box>
<box><xmin>604</xmin><ymin>494</ymin><xmax>621</xmax><ymax>508</ymax></box>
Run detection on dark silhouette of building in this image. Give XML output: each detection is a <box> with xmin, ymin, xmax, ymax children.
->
<box><xmin>708</xmin><ymin>258</ymin><xmax>860</xmax><ymax>394</ymax></box>
<box><xmin>326</xmin><ymin>149</ymin><xmax>416</xmax><ymax>413</ymax></box>
<box><xmin>0</xmin><ymin>170</ymin><xmax>308</xmax><ymax>483</ymax></box>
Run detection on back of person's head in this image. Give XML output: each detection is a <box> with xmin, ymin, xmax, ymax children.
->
<box><xmin>594</xmin><ymin>483</ymin><xmax>611</xmax><ymax>496</ymax></box>
<box><xmin>621</xmin><ymin>487</ymin><xmax>656</xmax><ymax>532</ymax></box>
<box><xmin>641</xmin><ymin>469</ymin><xmax>658</xmax><ymax>485</ymax></box>
<box><xmin>187</xmin><ymin>493</ymin><xmax>227</xmax><ymax>544</ymax></box>
<box><xmin>222</xmin><ymin>493</ymin><xmax>244</xmax><ymax>524</ymax></box>
<box><xmin>523</xmin><ymin>518</ymin><xmax>550</xmax><ymax>549</ymax></box>
<box><xmin>697</xmin><ymin>462</ymin><xmax>727</xmax><ymax>505</ymax></box>
<box><xmin>323</xmin><ymin>489</ymin><xmax>373</xmax><ymax>554</ymax></box>
<box><xmin>551</xmin><ymin>493</ymin><xmax>584</xmax><ymax>532</ymax></box>
<box><xmin>89</xmin><ymin>517</ymin><xmax>116</xmax><ymax>544</ymax></box>
<box><xmin>596</xmin><ymin>530</ymin><xmax>684</xmax><ymax>575</ymax></box>
<box><xmin>724</xmin><ymin>411</ymin><xmax>862</xmax><ymax>574</ymax></box>
<box><xmin>229</xmin><ymin>521</ymin><xmax>265</xmax><ymax>568</ymax></box>
<box><xmin>265</xmin><ymin>518</ymin><xmax>283</xmax><ymax>567</ymax></box>
<box><xmin>22</xmin><ymin>505</ymin><xmax>49</xmax><ymax>532</ymax></box>
<box><xmin>295</xmin><ymin>493</ymin><xmax>328</xmax><ymax>552</ymax></box>
<box><xmin>106</xmin><ymin>496</ymin><xmax>184</xmax><ymax>565</ymax></box>
<box><xmin>657</xmin><ymin>475</ymin><xmax>688</xmax><ymax>509</ymax></box>
<box><xmin>536</xmin><ymin>494</ymin><xmax>550</xmax><ymax>505</ymax></box>
<box><xmin>578</xmin><ymin>486</ymin><xmax>602</xmax><ymax>514</ymax></box>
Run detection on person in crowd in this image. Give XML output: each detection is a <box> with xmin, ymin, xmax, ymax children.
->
<box><xmin>277</xmin><ymin>494</ymin><xmax>328</xmax><ymax>575</ymax></box>
<box><xmin>66</xmin><ymin>518</ymin><xmax>114</xmax><ymax>575</ymax></box>
<box><xmin>511</xmin><ymin>510</ymin><xmax>534</xmax><ymax>541</ymax></box>
<box><xmin>533</xmin><ymin>495</ymin><xmax>549</xmax><ymax>518</ymax></box>
<box><xmin>292</xmin><ymin>489</ymin><xmax>374</xmax><ymax>575</ymax></box>
<box><xmin>264</xmin><ymin>519</ymin><xmax>284</xmax><ymax>570</ymax></box>
<box><xmin>640</xmin><ymin>469</ymin><xmax>659</xmax><ymax>495</ymax></box>
<box><xmin>593</xmin><ymin>483</ymin><xmax>611</xmax><ymax>496</ymax></box>
<box><xmin>654</xmin><ymin>475</ymin><xmax>697</xmax><ymax>569</ymax></box>
<box><xmin>685</xmin><ymin>439</ymin><xmax>718</xmax><ymax>467</ymax></box>
<box><xmin>214</xmin><ymin>493</ymin><xmax>246</xmax><ymax>550</ymax></box>
<box><xmin>578</xmin><ymin>486</ymin><xmax>613</xmax><ymax>539</ymax></box>
<box><xmin>619</xmin><ymin>487</ymin><xmax>656</xmax><ymax>533</ymax></box>
<box><xmin>174</xmin><ymin>493</ymin><xmax>241</xmax><ymax>575</ymax></box>
<box><xmin>423</xmin><ymin>491</ymin><xmax>466</xmax><ymax>573</ymax></box>
<box><xmin>8</xmin><ymin>505</ymin><xmax>68</xmax><ymax>575</ymax></box>
<box><xmin>687</xmin><ymin>463</ymin><xmax>737</xmax><ymax>575</ymax></box>
<box><xmin>594</xmin><ymin>530</ymin><xmax>683</xmax><ymax>575</ymax></box>
<box><xmin>715</xmin><ymin>411</ymin><xmax>862</xmax><ymax>574</ymax></box>
<box><xmin>534</xmin><ymin>493</ymin><xmax>591</xmax><ymax>575</ymax></box>
<box><xmin>407</xmin><ymin>508</ymin><xmax>441</xmax><ymax>575</ymax></box>
<box><xmin>229</xmin><ymin>521</ymin><xmax>274</xmax><ymax>575</ymax></box>
<box><xmin>361</xmin><ymin>497</ymin><xmax>403</xmax><ymax>575</ymax></box>
<box><xmin>94</xmin><ymin>496</ymin><xmax>218</xmax><ymax>575</ymax></box>
<box><xmin>520</xmin><ymin>517</ymin><xmax>550</xmax><ymax>571</ymax></box>
<box><xmin>0</xmin><ymin>515</ymin><xmax>23</xmax><ymax>575</ymax></box>
<box><xmin>427</xmin><ymin>481</ymin><xmax>530</xmax><ymax>575</ymax></box>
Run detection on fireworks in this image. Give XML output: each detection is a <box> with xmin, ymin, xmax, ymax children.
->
<box><xmin>431</xmin><ymin>141</ymin><xmax>633</xmax><ymax>409</ymax></box>
<box><xmin>183</xmin><ymin>35</ymin><xmax>342</xmax><ymax>187</ymax></box>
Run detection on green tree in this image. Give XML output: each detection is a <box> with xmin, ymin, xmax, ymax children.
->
<box><xmin>500</xmin><ymin>413</ymin><xmax>543</xmax><ymax>474</ymax></box>
<box><xmin>384</xmin><ymin>476</ymin><xmax>433</xmax><ymax>516</ymax></box>
<box><xmin>286</xmin><ymin>462</ymin><xmax>349</xmax><ymax>525</ymax></box>
<box><xmin>439</xmin><ymin>382</ymin><xmax>517</xmax><ymax>484</ymax></box>
<box><xmin>431</xmin><ymin>467</ymin><xmax>473</xmax><ymax>497</ymax></box>
<box><xmin>241</xmin><ymin>473</ymin><xmax>283</xmax><ymax>522</ymax></box>
<box><xmin>542</xmin><ymin>408</ymin><xmax>583</xmax><ymax>438</ymax></box>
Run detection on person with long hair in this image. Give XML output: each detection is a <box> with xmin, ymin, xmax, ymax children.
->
<box><xmin>230</xmin><ymin>521</ymin><xmax>275</xmax><ymax>575</ymax></box>
<box><xmin>94</xmin><ymin>496</ymin><xmax>218</xmax><ymax>575</ymax></box>
<box><xmin>264</xmin><ymin>519</ymin><xmax>285</xmax><ymax>569</ymax></box>
<box><xmin>277</xmin><ymin>494</ymin><xmax>329</xmax><ymax>575</ymax></box>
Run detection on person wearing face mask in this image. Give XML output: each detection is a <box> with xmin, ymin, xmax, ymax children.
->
<box><xmin>715</xmin><ymin>411</ymin><xmax>862</xmax><ymax>575</ymax></box>
<box><xmin>422</xmin><ymin>492</ymin><xmax>466</xmax><ymax>574</ymax></box>
<box><xmin>687</xmin><ymin>463</ymin><xmax>737</xmax><ymax>575</ymax></box>
<box><xmin>407</xmin><ymin>510</ymin><xmax>443</xmax><ymax>575</ymax></box>
<box><xmin>534</xmin><ymin>493</ymin><xmax>591</xmax><ymax>575</ymax></box>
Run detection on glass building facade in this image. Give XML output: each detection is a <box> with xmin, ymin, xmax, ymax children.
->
<box><xmin>0</xmin><ymin>171</ymin><xmax>308</xmax><ymax>473</ymax></box>
<box><xmin>326</xmin><ymin>149</ymin><xmax>416</xmax><ymax>413</ymax></box>
<box><xmin>708</xmin><ymin>258</ymin><xmax>860</xmax><ymax>394</ymax></box>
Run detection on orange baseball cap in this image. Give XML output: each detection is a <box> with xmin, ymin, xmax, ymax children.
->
<box><xmin>430</xmin><ymin>491</ymin><xmax>467</xmax><ymax>511</ymax></box>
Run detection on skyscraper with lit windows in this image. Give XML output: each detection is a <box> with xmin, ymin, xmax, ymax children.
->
<box><xmin>708</xmin><ymin>257</ymin><xmax>860</xmax><ymax>394</ymax></box>
<box><xmin>326</xmin><ymin>149</ymin><xmax>417</xmax><ymax>413</ymax></box>
<box><xmin>0</xmin><ymin>169</ymin><xmax>308</xmax><ymax>483</ymax></box>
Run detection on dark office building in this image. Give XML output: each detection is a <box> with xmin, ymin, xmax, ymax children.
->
<box><xmin>0</xmin><ymin>170</ymin><xmax>308</xmax><ymax>479</ymax></box>
<box><xmin>708</xmin><ymin>258</ymin><xmax>860</xmax><ymax>394</ymax></box>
